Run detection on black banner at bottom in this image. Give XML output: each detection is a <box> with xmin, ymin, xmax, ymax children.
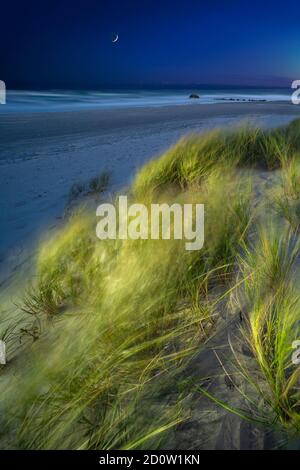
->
<box><xmin>0</xmin><ymin>450</ymin><xmax>297</xmax><ymax>467</ymax></box>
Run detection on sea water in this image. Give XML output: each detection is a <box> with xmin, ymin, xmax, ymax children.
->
<box><xmin>0</xmin><ymin>87</ymin><xmax>291</xmax><ymax>113</ymax></box>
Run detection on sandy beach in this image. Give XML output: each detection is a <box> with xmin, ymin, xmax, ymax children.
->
<box><xmin>5</xmin><ymin>0</ymin><xmax>300</xmax><ymax>452</ymax></box>
<box><xmin>1</xmin><ymin>101</ymin><xmax>300</xmax><ymax>280</ymax></box>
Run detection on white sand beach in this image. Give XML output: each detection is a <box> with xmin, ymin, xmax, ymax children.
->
<box><xmin>1</xmin><ymin>101</ymin><xmax>300</xmax><ymax>283</ymax></box>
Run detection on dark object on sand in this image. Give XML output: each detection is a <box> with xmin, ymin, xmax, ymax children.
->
<box><xmin>189</xmin><ymin>93</ymin><xmax>200</xmax><ymax>99</ymax></box>
<box><xmin>217</xmin><ymin>97</ymin><xmax>267</xmax><ymax>102</ymax></box>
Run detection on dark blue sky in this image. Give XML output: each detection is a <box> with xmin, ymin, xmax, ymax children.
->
<box><xmin>1</xmin><ymin>0</ymin><xmax>299</xmax><ymax>88</ymax></box>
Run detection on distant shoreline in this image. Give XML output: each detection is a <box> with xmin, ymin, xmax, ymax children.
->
<box><xmin>0</xmin><ymin>88</ymin><xmax>292</xmax><ymax>114</ymax></box>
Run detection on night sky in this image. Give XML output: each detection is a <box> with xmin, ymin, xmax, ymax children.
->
<box><xmin>1</xmin><ymin>0</ymin><xmax>299</xmax><ymax>89</ymax></box>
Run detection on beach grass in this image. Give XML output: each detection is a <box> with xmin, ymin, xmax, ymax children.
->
<box><xmin>2</xmin><ymin>119</ymin><xmax>300</xmax><ymax>448</ymax></box>
<box><xmin>68</xmin><ymin>170</ymin><xmax>110</xmax><ymax>203</ymax></box>
<box><xmin>231</xmin><ymin>226</ymin><xmax>300</xmax><ymax>434</ymax></box>
<box><xmin>272</xmin><ymin>156</ymin><xmax>300</xmax><ymax>231</ymax></box>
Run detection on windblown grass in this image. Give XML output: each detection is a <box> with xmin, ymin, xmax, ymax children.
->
<box><xmin>3</xmin><ymin>119</ymin><xmax>300</xmax><ymax>449</ymax></box>
<box><xmin>0</xmin><ymin>168</ymin><xmax>251</xmax><ymax>449</ymax></box>
<box><xmin>233</xmin><ymin>226</ymin><xmax>300</xmax><ymax>433</ymax></box>
<box><xmin>132</xmin><ymin>124</ymin><xmax>293</xmax><ymax>198</ymax></box>
<box><xmin>273</xmin><ymin>156</ymin><xmax>300</xmax><ymax>231</ymax></box>
<box><xmin>68</xmin><ymin>171</ymin><xmax>110</xmax><ymax>202</ymax></box>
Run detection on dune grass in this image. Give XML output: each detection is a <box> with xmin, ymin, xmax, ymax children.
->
<box><xmin>231</xmin><ymin>226</ymin><xmax>300</xmax><ymax>434</ymax></box>
<box><xmin>132</xmin><ymin>123</ymin><xmax>295</xmax><ymax>199</ymax></box>
<box><xmin>272</xmin><ymin>156</ymin><xmax>300</xmax><ymax>231</ymax></box>
<box><xmin>68</xmin><ymin>171</ymin><xmax>110</xmax><ymax>203</ymax></box>
<box><xmin>0</xmin><ymin>171</ymin><xmax>251</xmax><ymax>449</ymax></box>
<box><xmin>2</xmin><ymin>119</ymin><xmax>300</xmax><ymax>449</ymax></box>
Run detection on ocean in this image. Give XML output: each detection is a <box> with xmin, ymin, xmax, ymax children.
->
<box><xmin>0</xmin><ymin>87</ymin><xmax>291</xmax><ymax>113</ymax></box>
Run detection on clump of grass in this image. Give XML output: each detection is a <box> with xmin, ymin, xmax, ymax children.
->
<box><xmin>236</xmin><ymin>226</ymin><xmax>300</xmax><ymax>432</ymax></box>
<box><xmin>0</xmin><ymin>162</ymin><xmax>253</xmax><ymax>449</ymax></box>
<box><xmin>68</xmin><ymin>171</ymin><xmax>110</xmax><ymax>202</ymax></box>
<box><xmin>273</xmin><ymin>156</ymin><xmax>300</xmax><ymax>231</ymax></box>
<box><xmin>22</xmin><ymin>215</ymin><xmax>97</xmax><ymax>317</ymax></box>
<box><xmin>69</xmin><ymin>182</ymin><xmax>85</xmax><ymax>200</ymax></box>
<box><xmin>224</xmin><ymin>126</ymin><xmax>289</xmax><ymax>170</ymax></box>
<box><xmin>282</xmin><ymin>119</ymin><xmax>300</xmax><ymax>153</ymax></box>
<box><xmin>132</xmin><ymin>122</ymin><xmax>298</xmax><ymax>199</ymax></box>
<box><xmin>88</xmin><ymin>171</ymin><xmax>110</xmax><ymax>194</ymax></box>
<box><xmin>2</xmin><ymin>239</ymin><xmax>211</xmax><ymax>449</ymax></box>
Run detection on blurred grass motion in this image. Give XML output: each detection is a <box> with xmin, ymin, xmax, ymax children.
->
<box><xmin>273</xmin><ymin>156</ymin><xmax>300</xmax><ymax>231</ymax></box>
<box><xmin>2</xmin><ymin>119</ymin><xmax>300</xmax><ymax>448</ymax></box>
<box><xmin>233</xmin><ymin>227</ymin><xmax>300</xmax><ymax>434</ymax></box>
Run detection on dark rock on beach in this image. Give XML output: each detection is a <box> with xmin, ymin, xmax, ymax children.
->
<box><xmin>189</xmin><ymin>93</ymin><xmax>200</xmax><ymax>99</ymax></box>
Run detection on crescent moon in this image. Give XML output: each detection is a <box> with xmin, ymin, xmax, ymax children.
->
<box><xmin>112</xmin><ymin>34</ymin><xmax>119</xmax><ymax>43</ymax></box>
